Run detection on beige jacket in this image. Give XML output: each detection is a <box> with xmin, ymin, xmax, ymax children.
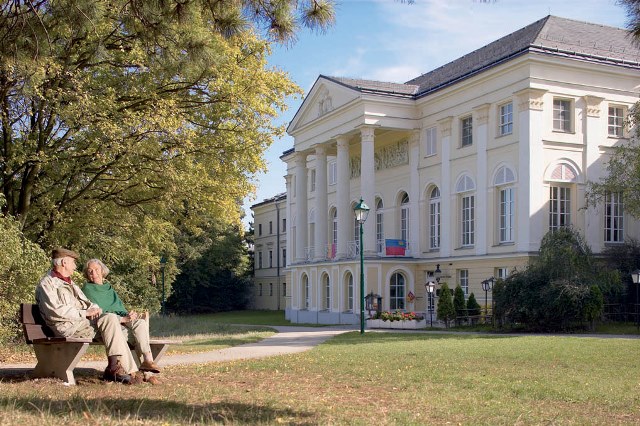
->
<box><xmin>35</xmin><ymin>272</ymin><xmax>100</xmax><ymax>337</ymax></box>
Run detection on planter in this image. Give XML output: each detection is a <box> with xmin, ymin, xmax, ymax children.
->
<box><xmin>366</xmin><ymin>319</ymin><xmax>426</xmax><ymax>330</ymax></box>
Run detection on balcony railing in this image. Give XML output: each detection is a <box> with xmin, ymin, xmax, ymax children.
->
<box><xmin>301</xmin><ymin>239</ymin><xmax>414</xmax><ymax>263</ymax></box>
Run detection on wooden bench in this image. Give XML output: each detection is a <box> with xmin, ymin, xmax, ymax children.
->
<box><xmin>20</xmin><ymin>303</ymin><xmax>174</xmax><ymax>385</ymax></box>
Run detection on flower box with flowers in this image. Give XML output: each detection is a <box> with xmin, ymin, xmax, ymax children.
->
<box><xmin>367</xmin><ymin>311</ymin><xmax>426</xmax><ymax>329</ymax></box>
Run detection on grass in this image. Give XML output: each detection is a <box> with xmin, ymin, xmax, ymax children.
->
<box><xmin>1</xmin><ymin>325</ymin><xmax>639</xmax><ymax>424</ymax></box>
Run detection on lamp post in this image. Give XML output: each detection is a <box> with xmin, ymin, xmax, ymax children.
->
<box><xmin>354</xmin><ymin>198</ymin><xmax>370</xmax><ymax>334</ymax></box>
<box><xmin>481</xmin><ymin>277</ymin><xmax>495</xmax><ymax>318</ymax></box>
<box><xmin>632</xmin><ymin>269</ymin><xmax>640</xmax><ymax>331</ymax></box>
<box><xmin>160</xmin><ymin>256</ymin><xmax>167</xmax><ymax>316</ymax></box>
<box><xmin>425</xmin><ymin>281</ymin><xmax>435</xmax><ymax>327</ymax></box>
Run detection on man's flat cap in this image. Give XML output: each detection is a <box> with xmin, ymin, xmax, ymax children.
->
<box><xmin>51</xmin><ymin>248</ymin><xmax>80</xmax><ymax>259</ymax></box>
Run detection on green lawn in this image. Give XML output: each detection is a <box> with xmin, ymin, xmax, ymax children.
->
<box><xmin>1</xmin><ymin>330</ymin><xmax>638</xmax><ymax>424</ymax></box>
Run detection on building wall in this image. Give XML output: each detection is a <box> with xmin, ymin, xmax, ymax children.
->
<box><xmin>280</xmin><ymin>29</ymin><xmax>640</xmax><ymax>324</ymax></box>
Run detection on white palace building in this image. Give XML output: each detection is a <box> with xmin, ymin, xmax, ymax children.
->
<box><xmin>252</xmin><ymin>16</ymin><xmax>640</xmax><ymax>324</ymax></box>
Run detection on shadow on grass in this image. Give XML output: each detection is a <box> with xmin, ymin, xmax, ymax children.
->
<box><xmin>0</xmin><ymin>394</ymin><xmax>316</xmax><ymax>424</ymax></box>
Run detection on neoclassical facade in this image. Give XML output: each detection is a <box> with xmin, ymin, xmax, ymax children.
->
<box><xmin>278</xmin><ymin>16</ymin><xmax>640</xmax><ymax>324</ymax></box>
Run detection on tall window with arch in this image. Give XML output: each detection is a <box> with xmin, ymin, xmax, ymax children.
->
<box><xmin>303</xmin><ymin>275</ymin><xmax>310</xmax><ymax>309</ymax></box>
<box><xmin>456</xmin><ymin>175</ymin><xmax>476</xmax><ymax>247</ymax></box>
<box><xmin>347</xmin><ymin>273</ymin><xmax>354</xmax><ymax>311</ymax></box>
<box><xmin>323</xmin><ymin>274</ymin><xmax>331</xmax><ymax>310</ymax></box>
<box><xmin>604</xmin><ymin>192</ymin><xmax>624</xmax><ymax>243</ymax></box>
<box><xmin>331</xmin><ymin>208</ymin><xmax>338</xmax><ymax>258</ymax></box>
<box><xmin>548</xmin><ymin>163</ymin><xmax>577</xmax><ymax>231</ymax></box>
<box><xmin>390</xmin><ymin>272</ymin><xmax>406</xmax><ymax>310</ymax></box>
<box><xmin>400</xmin><ymin>193</ymin><xmax>410</xmax><ymax>242</ymax></box>
<box><xmin>376</xmin><ymin>198</ymin><xmax>384</xmax><ymax>253</ymax></box>
<box><xmin>429</xmin><ymin>187</ymin><xmax>441</xmax><ymax>249</ymax></box>
<box><xmin>494</xmin><ymin>166</ymin><xmax>516</xmax><ymax>243</ymax></box>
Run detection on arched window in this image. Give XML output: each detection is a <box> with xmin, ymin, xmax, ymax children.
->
<box><xmin>494</xmin><ymin>166</ymin><xmax>516</xmax><ymax>243</ymax></box>
<box><xmin>376</xmin><ymin>198</ymin><xmax>384</xmax><ymax>253</ymax></box>
<box><xmin>429</xmin><ymin>187</ymin><xmax>441</xmax><ymax>249</ymax></box>
<box><xmin>390</xmin><ymin>272</ymin><xmax>406</xmax><ymax>310</ymax></box>
<box><xmin>323</xmin><ymin>274</ymin><xmax>331</xmax><ymax>310</ymax></box>
<box><xmin>346</xmin><ymin>273</ymin><xmax>354</xmax><ymax>311</ymax></box>
<box><xmin>400</xmin><ymin>193</ymin><xmax>410</xmax><ymax>241</ymax></box>
<box><xmin>547</xmin><ymin>163</ymin><xmax>578</xmax><ymax>232</ymax></box>
<box><xmin>302</xmin><ymin>275</ymin><xmax>310</xmax><ymax>309</ymax></box>
<box><xmin>456</xmin><ymin>175</ymin><xmax>476</xmax><ymax>247</ymax></box>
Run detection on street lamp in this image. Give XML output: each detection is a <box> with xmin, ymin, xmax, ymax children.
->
<box><xmin>632</xmin><ymin>269</ymin><xmax>640</xmax><ymax>330</ymax></box>
<box><xmin>160</xmin><ymin>256</ymin><xmax>167</xmax><ymax>316</ymax></box>
<box><xmin>425</xmin><ymin>281</ymin><xmax>436</xmax><ymax>327</ymax></box>
<box><xmin>481</xmin><ymin>277</ymin><xmax>495</xmax><ymax>318</ymax></box>
<box><xmin>354</xmin><ymin>198</ymin><xmax>370</xmax><ymax>334</ymax></box>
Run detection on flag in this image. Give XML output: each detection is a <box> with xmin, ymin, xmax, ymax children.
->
<box><xmin>385</xmin><ymin>239</ymin><xmax>406</xmax><ymax>256</ymax></box>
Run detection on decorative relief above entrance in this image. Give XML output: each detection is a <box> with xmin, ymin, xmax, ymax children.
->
<box><xmin>317</xmin><ymin>88</ymin><xmax>334</xmax><ymax>117</ymax></box>
<box><xmin>349</xmin><ymin>139</ymin><xmax>409</xmax><ymax>178</ymax></box>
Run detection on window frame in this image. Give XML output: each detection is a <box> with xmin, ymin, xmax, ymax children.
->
<box><xmin>400</xmin><ymin>193</ymin><xmax>409</xmax><ymax>242</ymax></box>
<box><xmin>499</xmin><ymin>102</ymin><xmax>513</xmax><ymax>136</ymax></box>
<box><xmin>389</xmin><ymin>272</ymin><xmax>406</xmax><ymax>310</ymax></box>
<box><xmin>553</xmin><ymin>98</ymin><xmax>572</xmax><ymax>132</ymax></box>
<box><xmin>549</xmin><ymin>185</ymin><xmax>572</xmax><ymax>231</ymax></box>
<box><xmin>461</xmin><ymin>116</ymin><xmax>473</xmax><ymax>147</ymax></box>
<box><xmin>425</xmin><ymin>126</ymin><xmax>437</xmax><ymax>156</ymax></box>
<box><xmin>459</xmin><ymin>269</ymin><xmax>469</xmax><ymax>295</ymax></box>
<box><xmin>429</xmin><ymin>187</ymin><xmax>441</xmax><ymax>250</ymax></box>
<box><xmin>604</xmin><ymin>191</ymin><xmax>624</xmax><ymax>243</ymax></box>
<box><xmin>608</xmin><ymin>106</ymin><xmax>625</xmax><ymax>137</ymax></box>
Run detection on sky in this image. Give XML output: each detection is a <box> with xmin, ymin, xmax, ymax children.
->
<box><xmin>241</xmin><ymin>0</ymin><xmax>631</xmax><ymax>227</ymax></box>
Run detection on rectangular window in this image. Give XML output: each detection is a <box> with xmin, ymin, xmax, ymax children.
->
<box><xmin>282</xmin><ymin>249</ymin><xmax>286</xmax><ymax>267</ymax></box>
<box><xmin>425</xmin><ymin>126</ymin><xmax>437</xmax><ymax>156</ymax></box>
<box><xmin>499</xmin><ymin>187</ymin><xmax>514</xmax><ymax>243</ymax></box>
<box><xmin>459</xmin><ymin>270</ymin><xmax>469</xmax><ymax>295</ymax></box>
<box><xmin>283</xmin><ymin>283</ymin><xmax>287</xmax><ymax>297</ymax></box>
<box><xmin>461</xmin><ymin>116</ymin><xmax>473</xmax><ymax>147</ymax></box>
<box><xmin>348</xmin><ymin>275</ymin><xmax>354</xmax><ymax>311</ymax></box>
<box><xmin>499</xmin><ymin>102</ymin><xmax>513</xmax><ymax>135</ymax></box>
<box><xmin>310</xmin><ymin>169</ymin><xmax>316</xmax><ymax>192</ymax></box>
<box><xmin>608</xmin><ymin>106</ymin><xmax>624</xmax><ymax>137</ymax></box>
<box><xmin>461</xmin><ymin>195</ymin><xmax>475</xmax><ymax>246</ymax></box>
<box><xmin>604</xmin><ymin>192</ymin><xmax>624</xmax><ymax>243</ymax></box>
<box><xmin>429</xmin><ymin>199</ymin><xmax>440</xmax><ymax>249</ymax></box>
<box><xmin>282</xmin><ymin>218</ymin><xmax>286</xmax><ymax>232</ymax></box>
<box><xmin>325</xmin><ymin>280</ymin><xmax>331</xmax><ymax>310</ymax></box>
<box><xmin>269</xmin><ymin>221</ymin><xmax>273</xmax><ymax>234</ymax></box>
<box><xmin>496</xmin><ymin>268</ymin><xmax>509</xmax><ymax>280</ymax></box>
<box><xmin>258</xmin><ymin>223</ymin><xmax>262</xmax><ymax>236</ymax></box>
<box><xmin>269</xmin><ymin>283</ymin><xmax>273</xmax><ymax>296</ymax></box>
<box><xmin>259</xmin><ymin>283</ymin><xmax>262</xmax><ymax>296</ymax></box>
<box><xmin>376</xmin><ymin>211</ymin><xmax>384</xmax><ymax>253</ymax></box>
<box><xmin>329</xmin><ymin>161</ymin><xmax>337</xmax><ymax>185</ymax></box>
<box><xmin>269</xmin><ymin>250</ymin><xmax>273</xmax><ymax>268</ymax></box>
<box><xmin>258</xmin><ymin>252</ymin><xmax>263</xmax><ymax>269</ymax></box>
<box><xmin>553</xmin><ymin>99</ymin><xmax>571</xmax><ymax>132</ymax></box>
<box><xmin>401</xmin><ymin>207</ymin><xmax>409</xmax><ymax>241</ymax></box>
<box><xmin>549</xmin><ymin>186</ymin><xmax>571</xmax><ymax>231</ymax></box>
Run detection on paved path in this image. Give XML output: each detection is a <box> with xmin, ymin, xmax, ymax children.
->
<box><xmin>1</xmin><ymin>325</ymin><xmax>356</xmax><ymax>371</ymax></box>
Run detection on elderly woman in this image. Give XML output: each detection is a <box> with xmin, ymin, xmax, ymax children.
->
<box><xmin>83</xmin><ymin>259</ymin><xmax>161</xmax><ymax>377</ymax></box>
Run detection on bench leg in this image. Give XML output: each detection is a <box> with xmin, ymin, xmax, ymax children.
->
<box><xmin>32</xmin><ymin>342</ymin><xmax>90</xmax><ymax>385</ymax></box>
<box><xmin>130</xmin><ymin>343</ymin><xmax>169</xmax><ymax>368</ymax></box>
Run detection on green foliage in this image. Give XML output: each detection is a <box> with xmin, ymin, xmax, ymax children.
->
<box><xmin>453</xmin><ymin>285</ymin><xmax>466</xmax><ymax>324</ymax></box>
<box><xmin>0</xmin><ymin>212</ymin><xmax>48</xmax><ymax>343</ymax></box>
<box><xmin>494</xmin><ymin>228</ymin><xmax>607</xmax><ymax>331</ymax></box>
<box><xmin>466</xmin><ymin>293</ymin><xmax>481</xmax><ymax>316</ymax></box>
<box><xmin>436</xmin><ymin>283</ymin><xmax>455</xmax><ymax>328</ymax></box>
<box><xmin>168</xmin><ymin>225</ymin><xmax>251</xmax><ymax>314</ymax></box>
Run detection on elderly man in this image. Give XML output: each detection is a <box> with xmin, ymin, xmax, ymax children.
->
<box><xmin>35</xmin><ymin>248</ymin><xmax>142</xmax><ymax>384</ymax></box>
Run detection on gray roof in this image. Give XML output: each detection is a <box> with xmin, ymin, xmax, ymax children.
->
<box><xmin>327</xmin><ymin>16</ymin><xmax>640</xmax><ymax>99</ymax></box>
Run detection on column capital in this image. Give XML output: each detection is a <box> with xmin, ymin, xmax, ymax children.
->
<box><xmin>359</xmin><ymin>126</ymin><xmax>375</xmax><ymax>142</ymax></box>
<box><xmin>437</xmin><ymin>116</ymin><xmax>453</xmax><ymax>137</ymax></box>
<box><xmin>515</xmin><ymin>88</ymin><xmax>547</xmax><ymax>112</ymax></box>
<box><xmin>583</xmin><ymin>95</ymin><xmax>605</xmax><ymax>118</ymax></box>
<box><xmin>473</xmin><ymin>103</ymin><xmax>491</xmax><ymax>125</ymax></box>
<box><xmin>315</xmin><ymin>145</ymin><xmax>327</xmax><ymax>156</ymax></box>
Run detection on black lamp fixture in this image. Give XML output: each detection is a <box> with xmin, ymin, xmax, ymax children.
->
<box><xmin>632</xmin><ymin>269</ymin><xmax>640</xmax><ymax>331</ymax></box>
<box><xmin>481</xmin><ymin>276</ymin><xmax>495</xmax><ymax>317</ymax></box>
<box><xmin>353</xmin><ymin>198</ymin><xmax>370</xmax><ymax>334</ymax></box>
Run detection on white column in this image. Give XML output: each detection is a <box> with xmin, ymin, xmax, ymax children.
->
<box><xmin>474</xmin><ymin>104</ymin><xmax>490</xmax><ymax>255</ymax></box>
<box><xmin>408</xmin><ymin>130</ymin><xmax>420</xmax><ymax>255</ymax></box>
<box><xmin>360</xmin><ymin>127</ymin><xmax>376</xmax><ymax>255</ymax></box>
<box><xmin>314</xmin><ymin>145</ymin><xmax>328</xmax><ymax>260</ymax></box>
<box><xmin>336</xmin><ymin>136</ymin><xmax>350</xmax><ymax>259</ymax></box>
<box><xmin>583</xmin><ymin>95</ymin><xmax>605</xmax><ymax>252</ymax></box>
<box><xmin>294</xmin><ymin>152</ymin><xmax>308</xmax><ymax>263</ymax></box>
<box><xmin>438</xmin><ymin>117</ymin><xmax>453</xmax><ymax>257</ymax></box>
<box><xmin>515</xmin><ymin>88</ymin><xmax>547</xmax><ymax>252</ymax></box>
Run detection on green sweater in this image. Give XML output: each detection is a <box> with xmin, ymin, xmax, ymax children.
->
<box><xmin>82</xmin><ymin>281</ymin><xmax>128</xmax><ymax>317</ymax></box>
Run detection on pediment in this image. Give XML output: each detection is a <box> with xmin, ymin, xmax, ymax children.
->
<box><xmin>287</xmin><ymin>76</ymin><xmax>361</xmax><ymax>134</ymax></box>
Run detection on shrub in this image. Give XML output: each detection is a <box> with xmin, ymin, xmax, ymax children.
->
<box><xmin>453</xmin><ymin>285</ymin><xmax>466</xmax><ymax>324</ymax></box>
<box><xmin>0</xmin><ymin>213</ymin><xmax>48</xmax><ymax>343</ymax></box>
<box><xmin>466</xmin><ymin>293</ymin><xmax>481</xmax><ymax>316</ymax></box>
<box><xmin>437</xmin><ymin>282</ymin><xmax>455</xmax><ymax>328</ymax></box>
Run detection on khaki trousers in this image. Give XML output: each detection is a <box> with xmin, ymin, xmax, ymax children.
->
<box><xmin>75</xmin><ymin>313</ymin><xmax>138</xmax><ymax>374</ymax></box>
<box><xmin>121</xmin><ymin>318</ymin><xmax>151</xmax><ymax>358</ymax></box>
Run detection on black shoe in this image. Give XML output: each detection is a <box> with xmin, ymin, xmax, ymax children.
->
<box><xmin>103</xmin><ymin>362</ymin><xmax>132</xmax><ymax>384</ymax></box>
